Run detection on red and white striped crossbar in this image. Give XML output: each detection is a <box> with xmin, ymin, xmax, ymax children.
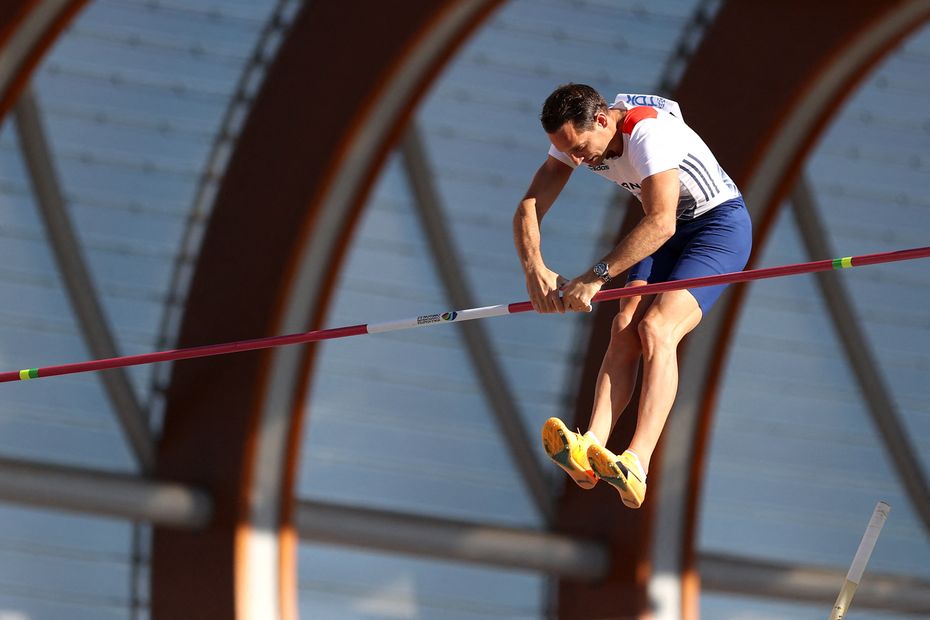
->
<box><xmin>2</xmin><ymin>245</ymin><xmax>928</xmax><ymax>383</ymax></box>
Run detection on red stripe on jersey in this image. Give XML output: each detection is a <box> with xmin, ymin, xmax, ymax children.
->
<box><xmin>621</xmin><ymin>106</ymin><xmax>658</xmax><ymax>135</ymax></box>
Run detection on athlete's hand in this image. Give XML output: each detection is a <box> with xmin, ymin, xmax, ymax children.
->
<box><xmin>524</xmin><ymin>265</ymin><xmax>567</xmax><ymax>313</ymax></box>
<box><xmin>560</xmin><ymin>274</ymin><xmax>602</xmax><ymax>313</ymax></box>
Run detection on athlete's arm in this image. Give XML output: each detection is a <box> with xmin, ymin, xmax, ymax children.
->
<box><xmin>561</xmin><ymin>168</ymin><xmax>679</xmax><ymax>312</ymax></box>
<box><xmin>601</xmin><ymin>168</ymin><xmax>678</xmax><ymax>276</ymax></box>
<box><xmin>513</xmin><ymin>155</ymin><xmax>573</xmax><ymax>313</ymax></box>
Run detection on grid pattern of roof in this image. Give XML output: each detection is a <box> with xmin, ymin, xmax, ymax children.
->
<box><xmin>0</xmin><ymin>0</ymin><xmax>279</xmax><ymax>616</ymax></box>
<box><xmin>0</xmin><ymin>0</ymin><xmax>924</xmax><ymax>618</ymax></box>
<box><xmin>701</xmin><ymin>24</ymin><xmax>930</xmax><ymax>587</ymax></box>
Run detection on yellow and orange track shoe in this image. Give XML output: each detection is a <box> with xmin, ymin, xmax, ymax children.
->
<box><xmin>586</xmin><ymin>445</ymin><xmax>647</xmax><ymax>509</ymax></box>
<box><xmin>541</xmin><ymin>417</ymin><xmax>598</xmax><ymax>489</ymax></box>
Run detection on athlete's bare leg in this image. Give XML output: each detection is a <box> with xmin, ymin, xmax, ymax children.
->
<box><xmin>587</xmin><ymin>281</ymin><xmax>651</xmax><ymax>444</ymax></box>
<box><xmin>628</xmin><ymin>288</ymin><xmax>703</xmax><ymax>472</ymax></box>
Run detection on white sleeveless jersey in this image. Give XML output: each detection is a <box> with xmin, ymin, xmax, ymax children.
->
<box><xmin>548</xmin><ymin>95</ymin><xmax>739</xmax><ymax>220</ymax></box>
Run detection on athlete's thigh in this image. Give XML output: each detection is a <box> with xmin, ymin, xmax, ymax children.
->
<box><xmin>669</xmin><ymin>201</ymin><xmax>752</xmax><ymax>314</ymax></box>
<box><xmin>648</xmin><ymin>288</ymin><xmax>702</xmax><ymax>340</ymax></box>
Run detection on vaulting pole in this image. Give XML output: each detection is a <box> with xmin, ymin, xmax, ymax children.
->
<box><xmin>2</xmin><ymin>246</ymin><xmax>928</xmax><ymax>383</ymax></box>
<box><xmin>828</xmin><ymin>501</ymin><xmax>890</xmax><ymax>620</ymax></box>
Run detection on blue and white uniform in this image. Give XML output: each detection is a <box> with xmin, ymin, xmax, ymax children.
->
<box><xmin>547</xmin><ymin>94</ymin><xmax>752</xmax><ymax>312</ymax></box>
<box><xmin>547</xmin><ymin>95</ymin><xmax>740</xmax><ymax>220</ymax></box>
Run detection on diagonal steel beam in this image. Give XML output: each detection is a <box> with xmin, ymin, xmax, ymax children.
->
<box><xmin>13</xmin><ymin>87</ymin><xmax>156</xmax><ymax>473</ymax></box>
<box><xmin>790</xmin><ymin>176</ymin><xmax>930</xmax><ymax>532</ymax></box>
<box><xmin>399</xmin><ymin>124</ymin><xmax>554</xmax><ymax>524</ymax></box>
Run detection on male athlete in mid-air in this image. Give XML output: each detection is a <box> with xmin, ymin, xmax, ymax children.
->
<box><xmin>513</xmin><ymin>84</ymin><xmax>751</xmax><ymax>508</ymax></box>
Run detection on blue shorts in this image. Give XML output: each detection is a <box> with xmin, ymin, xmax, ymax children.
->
<box><xmin>627</xmin><ymin>196</ymin><xmax>752</xmax><ymax>313</ymax></box>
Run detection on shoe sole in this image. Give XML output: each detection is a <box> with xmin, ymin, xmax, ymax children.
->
<box><xmin>587</xmin><ymin>446</ymin><xmax>644</xmax><ymax>509</ymax></box>
<box><xmin>541</xmin><ymin>418</ymin><xmax>596</xmax><ymax>489</ymax></box>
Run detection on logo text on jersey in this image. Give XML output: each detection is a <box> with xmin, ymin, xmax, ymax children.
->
<box><xmin>623</xmin><ymin>94</ymin><xmax>667</xmax><ymax>109</ymax></box>
<box><xmin>621</xmin><ymin>182</ymin><xmax>641</xmax><ymax>192</ymax></box>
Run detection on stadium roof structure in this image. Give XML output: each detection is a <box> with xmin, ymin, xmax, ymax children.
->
<box><xmin>0</xmin><ymin>1</ymin><xmax>928</xmax><ymax>618</ymax></box>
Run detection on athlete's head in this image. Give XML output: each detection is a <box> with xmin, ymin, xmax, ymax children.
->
<box><xmin>541</xmin><ymin>83</ymin><xmax>619</xmax><ymax>166</ymax></box>
<box><xmin>540</xmin><ymin>83</ymin><xmax>608</xmax><ymax>133</ymax></box>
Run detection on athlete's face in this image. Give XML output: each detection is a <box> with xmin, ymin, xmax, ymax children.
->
<box><xmin>549</xmin><ymin>112</ymin><xmax>619</xmax><ymax>166</ymax></box>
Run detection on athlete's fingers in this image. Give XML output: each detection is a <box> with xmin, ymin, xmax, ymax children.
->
<box><xmin>551</xmin><ymin>274</ymin><xmax>568</xmax><ymax>312</ymax></box>
<box><xmin>530</xmin><ymin>289</ymin><xmax>546</xmax><ymax>313</ymax></box>
<box><xmin>533</xmin><ymin>289</ymin><xmax>557</xmax><ymax>314</ymax></box>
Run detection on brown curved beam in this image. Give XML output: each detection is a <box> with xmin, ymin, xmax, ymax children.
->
<box><xmin>0</xmin><ymin>0</ymin><xmax>86</xmax><ymax>121</ymax></box>
<box><xmin>558</xmin><ymin>1</ymin><xmax>930</xmax><ymax>618</ymax></box>
<box><xmin>152</xmin><ymin>1</ymin><xmax>503</xmax><ymax>619</ymax></box>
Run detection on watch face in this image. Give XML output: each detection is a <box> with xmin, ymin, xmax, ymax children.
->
<box><xmin>594</xmin><ymin>262</ymin><xmax>608</xmax><ymax>277</ymax></box>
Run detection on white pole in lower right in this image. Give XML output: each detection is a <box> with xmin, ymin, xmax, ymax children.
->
<box><xmin>828</xmin><ymin>501</ymin><xmax>891</xmax><ymax>620</ymax></box>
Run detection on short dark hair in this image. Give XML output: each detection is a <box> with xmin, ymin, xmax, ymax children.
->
<box><xmin>540</xmin><ymin>83</ymin><xmax>608</xmax><ymax>134</ymax></box>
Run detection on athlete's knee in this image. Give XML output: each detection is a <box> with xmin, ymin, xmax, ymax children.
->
<box><xmin>615</xmin><ymin>289</ymin><xmax>647</xmax><ymax>329</ymax></box>
<box><xmin>608</xmin><ymin>311</ymin><xmax>642</xmax><ymax>356</ymax></box>
<box><xmin>637</xmin><ymin>311</ymin><xmax>677</xmax><ymax>354</ymax></box>
<box><xmin>613</xmin><ymin>304</ymin><xmax>636</xmax><ymax>332</ymax></box>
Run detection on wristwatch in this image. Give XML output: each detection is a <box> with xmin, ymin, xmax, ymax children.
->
<box><xmin>592</xmin><ymin>261</ymin><xmax>611</xmax><ymax>284</ymax></box>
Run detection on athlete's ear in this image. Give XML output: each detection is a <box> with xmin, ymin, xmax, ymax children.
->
<box><xmin>596</xmin><ymin>112</ymin><xmax>609</xmax><ymax>128</ymax></box>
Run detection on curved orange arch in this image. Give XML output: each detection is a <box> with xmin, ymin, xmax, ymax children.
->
<box><xmin>0</xmin><ymin>1</ymin><xmax>87</xmax><ymax>119</ymax></box>
<box><xmin>153</xmin><ymin>1</ymin><xmax>503</xmax><ymax>618</ymax></box>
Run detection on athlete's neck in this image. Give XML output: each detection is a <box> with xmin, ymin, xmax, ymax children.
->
<box><xmin>604</xmin><ymin>109</ymin><xmax>626</xmax><ymax>159</ymax></box>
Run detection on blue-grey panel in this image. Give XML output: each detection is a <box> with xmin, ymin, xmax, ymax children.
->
<box><xmin>0</xmin><ymin>505</ymin><xmax>136</xmax><ymax>620</ymax></box>
<box><xmin>702</xmin><ymin>592</ymin><xmax>919</xmax><ymax>620</ymax></box>
<box><xmin>0</xmin><ymin>0</ymin><xmax>280</xmax><ymax>618</ymax></box>
<box><xmin>299</xmin><ymin>543</ymin><xmax>543</xmax><ymax>620</ymax></box>
<box><xmin>701</xmin><ymin>27</ymin><xmax>930</xmax><ymax>617</ymax></box>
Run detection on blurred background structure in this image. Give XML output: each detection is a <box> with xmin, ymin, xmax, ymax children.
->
<box><xmin>0</xmin><ymin>0</ymin><xmax>927</xmax><ymax>618</ymax></box>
